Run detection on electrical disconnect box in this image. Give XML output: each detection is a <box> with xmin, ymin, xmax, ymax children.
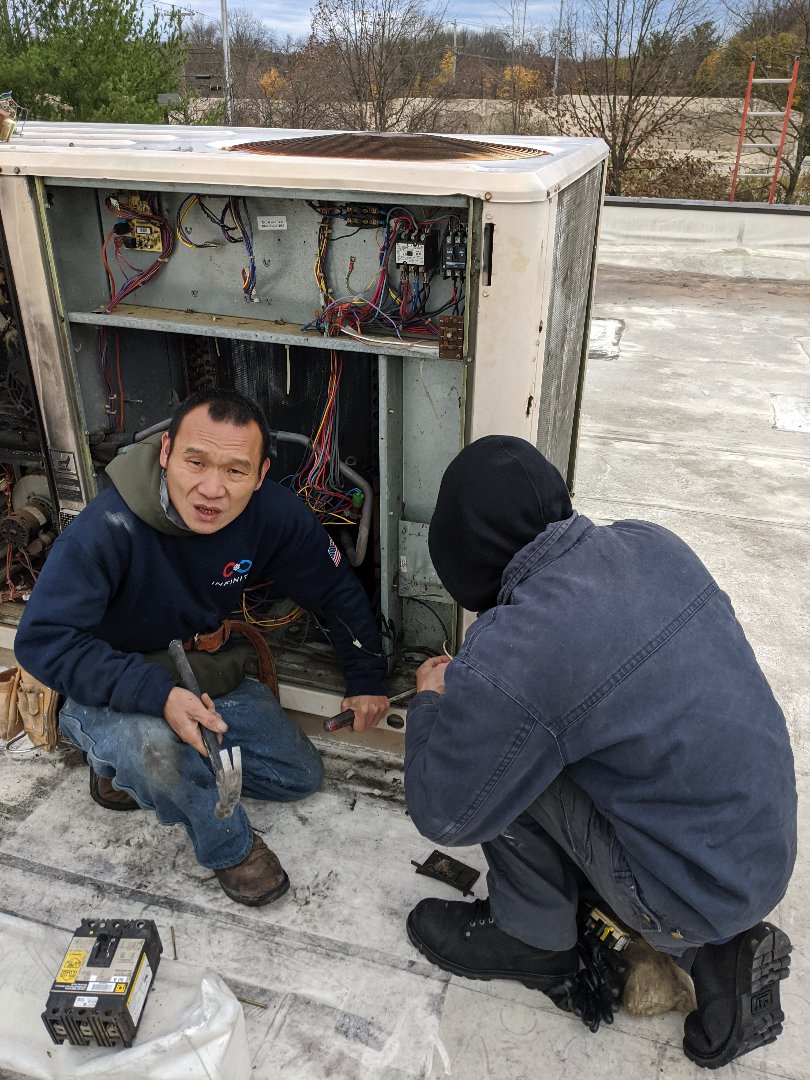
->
<box><xmin>0</xmin><ymin>125</ymin><xmax>607</xmax><ymax>725</ymax></box>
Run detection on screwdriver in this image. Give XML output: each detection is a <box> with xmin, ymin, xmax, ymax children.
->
<box><xmin>323</xmin><ymin>687</ymin><xmax>417</xmax><ymax>732</ymax></box>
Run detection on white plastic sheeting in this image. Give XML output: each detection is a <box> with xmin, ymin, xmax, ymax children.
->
<box><xmin>0</xmin><ymin>913</ymin><xmax>251</xmax><ymax>1080</ymax></box>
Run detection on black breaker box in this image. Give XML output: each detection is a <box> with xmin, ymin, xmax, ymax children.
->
<box><xmin>42</xmin><ymin>919</ymin><xmax>163</xmax><ymax>1048</ymax></box>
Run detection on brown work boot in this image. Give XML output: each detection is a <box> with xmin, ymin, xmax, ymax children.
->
<box><xmin>89</xmin><ymin>768</ymin><xmax>141</xmax><ymax>811</ymax></box>
<box><xmin>215</xmin><ymin>832</ymin><xmax>290</xmax><ymax>906</ymax></box>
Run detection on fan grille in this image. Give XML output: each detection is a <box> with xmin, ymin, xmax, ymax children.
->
<box><xmin>224</xmin><ymin>132</ymin><xmax>548</xmax><ymax>162</ymax></box>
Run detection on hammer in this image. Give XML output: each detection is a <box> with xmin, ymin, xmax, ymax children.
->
<box><xmin>168</xmin><ymin>639</ymin><xmax>243</xmax><ymax>819</ymax></box>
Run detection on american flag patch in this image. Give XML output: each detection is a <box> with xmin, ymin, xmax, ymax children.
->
<box><xmin>328</xmin><ymin>538</ymin><xmax>342</xmax><ymax>567</ymax></box>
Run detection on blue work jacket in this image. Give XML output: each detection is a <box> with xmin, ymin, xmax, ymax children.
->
<box><xmin>405</xmin><ymin>512</ymin><xmax>797</xmax><ymax>939</ymax></box>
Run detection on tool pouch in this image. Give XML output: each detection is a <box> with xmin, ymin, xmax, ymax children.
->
<box><xmin>143</xmin><ymin>620</ymin><xmax>279</xmax><ymax>702</ymax></box>
<box><xmin>0</xmin><ymin>666</ymin><xmax>22</xmax><ymax>744</ymax></box>
<box><xmin>15</xmin><ymin>667</ymin><xmax>59</xmax><ymax>751</ymax></box>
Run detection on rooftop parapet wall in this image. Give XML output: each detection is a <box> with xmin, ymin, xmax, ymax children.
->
<box><xmin>599</xmin><ymin>198</ymin><xmax>810</xmax><ymax>282</ymax></box>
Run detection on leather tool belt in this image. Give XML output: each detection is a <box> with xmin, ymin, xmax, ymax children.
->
<box><xmin>183</xmin><ymin>619</ymin><xmax>279</xmax><ymax>701</ymax></box>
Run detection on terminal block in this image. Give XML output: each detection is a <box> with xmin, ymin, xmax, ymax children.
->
<box><xmin>344</xmin><ymin>204</ymin><xmax>387</xmax><ymax>228</ymax></box>
<box><xmin>438</xmin><ymin>315</ymin><xmax>464</xmax><ymax>360</ymax></box>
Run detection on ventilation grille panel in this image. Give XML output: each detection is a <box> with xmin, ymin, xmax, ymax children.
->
<box><xmin>225</xmin><ymin>132</ymin><xmax>548</xmax><ymax>162</ymax></box>
<box><xmin>536</xmin><ymin>165</ymin><xmax>603</xmax><ymax>478</ymax></box>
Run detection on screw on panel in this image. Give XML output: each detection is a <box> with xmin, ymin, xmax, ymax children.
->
<box><xmin>484</xmin><ymin>192</ymin><xmax>493</xmax><ymax>201</ymax></box>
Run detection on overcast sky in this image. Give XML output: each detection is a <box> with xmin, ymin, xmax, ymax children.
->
<box><xmin>155</xmin><ymin>0</ymin><xmax>563</xmax><ymax>43</ymax></box>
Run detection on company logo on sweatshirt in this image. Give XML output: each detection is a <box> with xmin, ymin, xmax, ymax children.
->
<box><xmin>223</xmin><ymin>559</ymin><xmax>252</xmax><ymax>578</ymax></box>
<box><xmin>213</xmin><ymin>558</ymin><xmax>253</xmax><ymax>587</ymax></box>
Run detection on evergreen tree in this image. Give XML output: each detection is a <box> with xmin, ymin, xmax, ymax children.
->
<box><xmin>0</xmin><ymin>0</ymin><xmax>185</xmax><ymax>123</ymax></box>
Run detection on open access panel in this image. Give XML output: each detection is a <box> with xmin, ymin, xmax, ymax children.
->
<box><xmin>0</xmin><ymin>126</ymin><xmax>608</xmax><ymax>728</ymax></box>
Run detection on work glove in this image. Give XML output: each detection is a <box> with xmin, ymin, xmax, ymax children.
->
<box><xmin>569</xmin><ymin>930</ymin><xmax>628</xmax><ymax>1033</ymax></box>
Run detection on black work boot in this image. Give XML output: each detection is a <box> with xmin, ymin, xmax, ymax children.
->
<box><xmin>683</xmin><ymin>922</ymin><xmax>791</xmax><ymax>1069</ymax></box>
<box><xmin>407</xmin><ymin>897</ymin><xmax>578</xmax><ymax>1006</ymax></box>
<box><xmin>89</xmin><ymin>768</ymin><xmax>141</xmax><ymax>811</ymax></box>
<box><xmin>215</xmin><ymin>832</ymin><xmax>290</xmax><ymax>906</ymax></box>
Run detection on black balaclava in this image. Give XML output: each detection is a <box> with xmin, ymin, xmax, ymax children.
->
<box><xmin>428</xmin><ymin>435</ymin><xmax>573</xmax><ymax>612</ymax></box>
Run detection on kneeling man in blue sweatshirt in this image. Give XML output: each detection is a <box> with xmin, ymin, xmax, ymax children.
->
<box><xmin>404</xmin><ymin>436</ymin><xmax>796</xmax><ymax>1070</ymax></box>
<box><xmin>15</xmin><ymin>389</ymin><xmax>388</xmax><ymax>905</ymax></box>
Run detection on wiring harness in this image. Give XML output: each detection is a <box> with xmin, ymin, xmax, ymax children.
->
<box><xmin>303</xmin><ymin>204</ymin><xmax>465</xmax><ymax>346</ymax></box>
<box><xmin>175</xmin><ymin>194</ymin><xmax>257</xmax><ymax>302</ymax></box>
<box><xmin>99</xmin><ymin>193</ymin><xmax>175</xmax><ymax>432</ymax></box>
<box><xmin>281</xmin><ymin>352</ymin><xmax>364</xmax><ymax>528</ymax></box>
<box><xmin>102</xmin><ymin>194</ymin><xmax>174</xmax><ymax>312</ymax></box>
<box><xmin>239</xmin><ymin>351</ymin><xmax>367</xmax><ymax>631</ymax></box>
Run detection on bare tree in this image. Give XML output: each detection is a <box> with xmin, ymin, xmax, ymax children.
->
<box><xmin>181</xmin><ymin>8</ymin><xmax>291</xmax><ymax>125</ymax></box>
<box><xmin>552</xmin><ymin>0</ymin><xmax>716</xmax><ymax>193</ymax></box>
<box><xmin>274</xmin><ymin>42</ymin><xmax>347</xmax><ymax>127</ymax></box>
<box><xmin>309</xmin><ymin>0</ymin><xmax>450</xmax><ymax>131</ymax></box>
<box><xmin>497</xmin><ymin>0</ymin><xmax>546</xmax><ymax>132</ymax></box>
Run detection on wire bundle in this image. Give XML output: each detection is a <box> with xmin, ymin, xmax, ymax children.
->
<box><xmin>175</xmin><ymin>195</ymin><xmax>257</xmax><ymax>302</ymax></box>
<box><xmin>98</xmin><ymin>194</ymin><xmax>174</xmax><ymax>432</ymax></box>
<box><xmin>175</xmin><ymin>195</ymin><xmax>219</xmax><ymax>250</ymax></box>
<box><xmin>228</xmin><ymin>197</ymin><xmax>257</xmax><ymax>302</ymax></box>
<box><xmin>241</xmin><ymin>589</ymin><xmax>302</xmax><ymax>631</ymax></box>
<box><xmin>97</xmin><ymin>329</ymin><xmax>125</xmax><ymax>432</ymax></box>
<box><xmin>101</xmin><ymin>195</ymin><xmax>174</xmax><ymax>313</ymax></box>
<box><xmin>237</xmin><ymin>346</ymin><xmax>362</xmax><ymax>627</ymax></box>
<box><xmin>283</xmin><ymin>351</ymin><xmax>361</xmax><ymax>527</ymax></box>
<box><xmin>303</xmin><ymin>207</ymin><xmax>464</xmax><ymax>345</ymax></box>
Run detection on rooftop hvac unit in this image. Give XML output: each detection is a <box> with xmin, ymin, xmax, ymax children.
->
<box><xmin>0</xmin><ymin>124</ymin><xmax>607</xmax><ymax>724</ymax></box>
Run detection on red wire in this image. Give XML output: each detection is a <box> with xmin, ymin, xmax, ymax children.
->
<box><xmin>115</xmin><ymin>335</ymin><xmax>124</xmax><ymax>430</ymax></box>
<box><xmin>101</xmin><ymin>228</ymin><xmax>117</xmax><ymax>297</ymax></box>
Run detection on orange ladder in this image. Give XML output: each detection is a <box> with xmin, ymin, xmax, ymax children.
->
<box><xmin>729</xmin><ymin>55</ymin><xmax>801</xmax><ymax>203</ymax></box>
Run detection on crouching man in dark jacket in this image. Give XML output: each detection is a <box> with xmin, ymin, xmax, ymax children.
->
<box><xmin>404</xmin><ymin>436</ymin><xmax>796</xmax><ymax>1069</ymax></box>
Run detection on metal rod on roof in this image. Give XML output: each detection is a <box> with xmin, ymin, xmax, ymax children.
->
<box><xmin>220</xmin><ymin>0</ymin><xmax>233</xmax><ymax>125</ymax></box>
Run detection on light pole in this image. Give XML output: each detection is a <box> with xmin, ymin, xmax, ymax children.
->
<box><xmin>220</xmin><ymin>0</ymin><xmax>233</xmax><ymax>124</ymax></box>
<box><xmin>552</xmin><ymin>0</ymin><xmax>564</xmax><ymax>95</ymax></box>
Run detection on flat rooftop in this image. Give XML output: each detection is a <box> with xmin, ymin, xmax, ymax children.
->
<box><xmin>0</xmin><ymin>264</ymin><xmax>807</xmax><ymax>1080</ymax></box>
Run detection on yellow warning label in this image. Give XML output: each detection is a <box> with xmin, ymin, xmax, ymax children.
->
<box><xmin>127</xmin><ymin>956</ymin><xmax>144</xmax><ymax>1005</ymax></box>
<box><xmin>115</xmin><ymin>983</ymin><xmax>127</xmax><ymax>993</ymax></box>
<box><xmin>57</xmin><ymin>950</ymin><xmax>87</xmax><ymax>984</ymax></box>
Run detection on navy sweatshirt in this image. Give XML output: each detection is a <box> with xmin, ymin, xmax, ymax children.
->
<box><xmin>405</xmin><ymin>513</ymin><xmax>797</xmax><ymax>939</ymax></box>
<box><xmin>15</xmin><ymin>442</ymin><xmax>386</xmax><ymax>715</ymax></box>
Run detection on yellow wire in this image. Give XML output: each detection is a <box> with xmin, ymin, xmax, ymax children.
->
<box><xmin>176</xmin><ymin>195</ymin><xmax>217</xmax><ymax>250</ymax></box>
<box><xmin>241</xmin><ymin>594</ymin><xmax>302</xmax><ymax>629</ymax></box>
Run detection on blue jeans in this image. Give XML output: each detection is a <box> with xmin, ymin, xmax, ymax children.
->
<box><xmin>59</xmin><ymin>677</ymin><xmax>324</xmax><ymax>870</ymax></box>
